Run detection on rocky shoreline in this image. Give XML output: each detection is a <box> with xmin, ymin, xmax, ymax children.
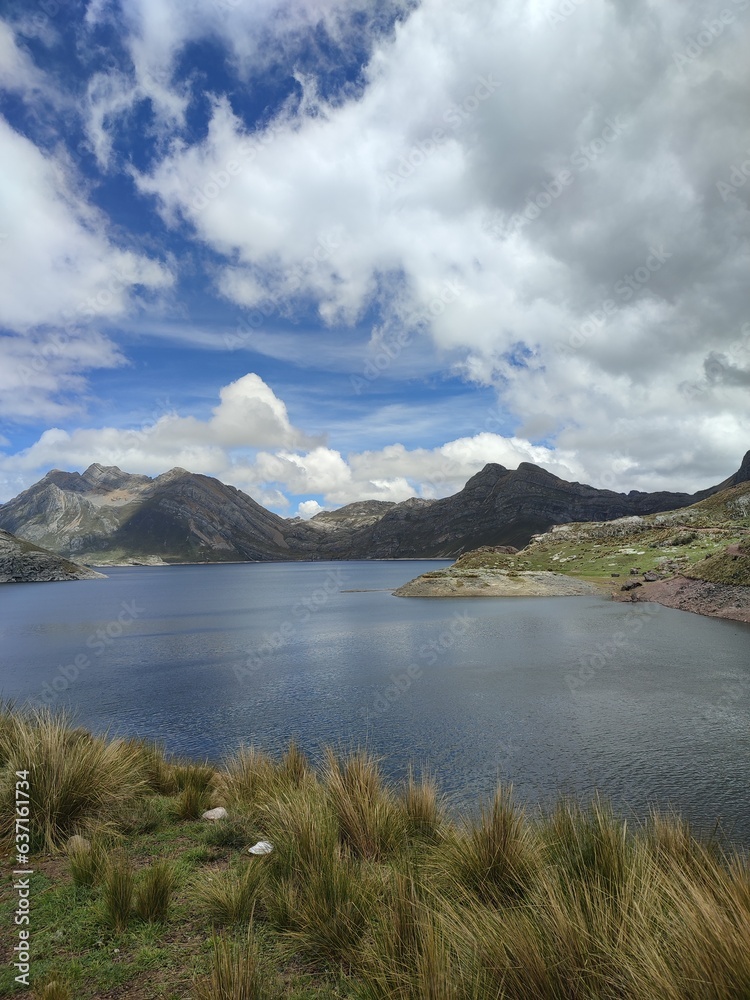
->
<box><xmin>0</xmin><ymin>529</ymin><xmax>105</xmax><ymax>584</ymax></box>
<box><xmin>613</xmin><ymin>575</ymin><xmax>750</xmax><ymax>623</ymax></box>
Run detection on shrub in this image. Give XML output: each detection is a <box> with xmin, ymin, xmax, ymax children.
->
<box><xmin>135</xmin><ymin>861</ymin><xmax>175</xmax><ymax>922</ymax></box>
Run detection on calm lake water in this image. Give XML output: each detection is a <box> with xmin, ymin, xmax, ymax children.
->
<box><xmin>2</xmin><ymin>561</ymin><xmax>749</xmax><ymax>841</ymax></box>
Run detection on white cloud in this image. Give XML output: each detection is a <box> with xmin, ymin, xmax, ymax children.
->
<box><xmin>0</xmin><ymin>371</ymin><xmax>745</xmax><ymax>508</ymax></box>
<box><xmin>297</xmin><ymin>499</ymin><xmax>325</xmax><ymax>518</ymax></box>
<box><xmin>127</xmin><ymin>0</ymin><xmax>749</xmax><ymax>484</ymax></box>
<box><xmin>0</xmin><ymin>117</ymin><xmax>173</xmax><ymax>331</ymax></box>
<box><xmin>0</xmin><ymin>20</ymin><xmax>52</xmax><ymax>97</ymax></box>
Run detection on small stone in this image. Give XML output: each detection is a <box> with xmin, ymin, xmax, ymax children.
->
<box><xmin>66</xmin><ymin>835</ymin><xmax>91</xmax><ymax>854</ymax></box>
<box><xmin>248</xmin><ymin>840</ymin><xmax>273</xmax><ymax>855</ymax></box>
<box><xmin>202</xmin><ymin>807</ymin><xmax>228</xmax><ymax>821</ymax></box>
<box><xmin>621</xmin><ymin>581</ymin><xmax>642</xmax><ymax>591</ymax></box>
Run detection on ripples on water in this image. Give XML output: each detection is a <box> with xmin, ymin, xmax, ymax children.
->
<box><xmin>1</xmin><ymin>561</ymin><xmax>749</xmax><ymax>842</ymax></box>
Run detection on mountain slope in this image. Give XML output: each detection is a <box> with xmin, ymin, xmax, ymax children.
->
<box><xmin>334</xmin><ymin>453</ymin><xmax>750</xmax><ymax>558</ymax></box>
<box><xmin>0</xmin><ymin>453</ymin><xmax>748</xmax><ymax>564</ymax></box>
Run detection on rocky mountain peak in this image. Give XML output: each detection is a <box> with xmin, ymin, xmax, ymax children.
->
<box><xmin>80</xmin><ymin>464</ymin><xmax>152</xmax><ymax>494</ymax></box>
<box><xmin>736</xmin><ymin>450</ymin><xmax>750</xmax><ymax>484</ymax></box>
<box><xmin>463</xmin><ymin>464</ymin><xmax>509</xmax><ymax>490</ymax></box>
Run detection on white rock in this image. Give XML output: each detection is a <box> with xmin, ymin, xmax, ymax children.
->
<box><xmin>202</xmin><ymin>807</ymin><xmax>228</xmax><ymax>821</ymax></box>
<box><xmin>248</xmin><ymin>840</ymin><xmax>273</xmax><ymax>855</ymax></box>
<box><xmin>66</xmin><ymin>834</ymin><xmax>91</xmax><ymax>853</ymax></box>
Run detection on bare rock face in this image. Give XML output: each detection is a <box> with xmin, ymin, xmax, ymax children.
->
<box><xmin>0</xmin><ymin>529</ymin><xmax>104</xmax><ymax>583</ymax></box>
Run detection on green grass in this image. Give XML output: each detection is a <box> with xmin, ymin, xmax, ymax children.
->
<box><xmin>1</xmin><ymin>708</ymin><xmax>749</xmax><ymax>999</ymax></box>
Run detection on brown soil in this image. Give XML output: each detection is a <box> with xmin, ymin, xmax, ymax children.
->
<box><xmin>613</xmin><ymin>575</ymin><xmax>750</xmax><ymax>623</ymax></box>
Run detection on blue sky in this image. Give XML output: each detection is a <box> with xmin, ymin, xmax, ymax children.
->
<box><xmin>0</xmin><ymin>0</ymin><xmax>748</xmax><ymax>514</ymax></box>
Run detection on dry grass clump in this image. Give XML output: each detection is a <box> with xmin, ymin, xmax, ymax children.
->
<box><xmin>6</xmin><ymin>711</ymin><xmax>750</xmax><ymax>1000</ymax></box>
<box><xmin>134</xmin><ymin>860</ymin><xmax>175</xmax><ymax>922</ymax></box>
<box><xmin>323</xmin><ymin>748</ymin><xmax>405</xmax><ymax>861</ymax></box>
<box><xmin>192</xmin><ymin>862</ymin><xmax>267</xmax><ymax>926</ymax></box>
<box><xmin>434</xmin><ymin>786</ymin><xmax>539</xmax><ymax>906</ymax></box>
<box><xmin>67</xmin><ymin>836</ymin><xmax>109</xmax><ymax>887</ymax></box>
<box><xmin>101</xmin><ymin>853</ymin><xmax>135</xmax><ymax>931</ymax></box>
<box><xmin>399</xmin><ymin>767</ymin><xmax>445</xmax><ymax>842</ymax></box>
<box><xmin>194</xmin><ymin>927</ymin><xmax>279</xmax><ymax>1000</ymax></box>
<box><xmin>0</xmin><ymin>708</ymin><xmax>146</xmax><ymax>849</ymax></box>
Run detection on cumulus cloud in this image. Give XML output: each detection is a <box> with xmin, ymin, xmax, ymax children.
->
<box><xmin>0</xmin><ymin>374</ymin><xmax>317</xmax><ymax>485</ymax></box>
<box><xmin>0</xmin><ymin>116</ymin><xmax>173</xmax><ymax>331</ymax></box>
<box><xmin>127</xmin><ymin>0</ymin><xmax>750</xmax><ymax>483</ymax></box>
<box><xmin>2</xmin><ymin>0</ymin><xmax>749</xmax><ymax>502</ymax></box>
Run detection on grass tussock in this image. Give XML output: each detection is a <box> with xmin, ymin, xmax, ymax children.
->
<box><xmin>194</xmin><ymin>928</ymin><xmax>278</xmax><ymax>1000</ymax></box>
<box><xmin>67</xmin><ymin>836</ymin><xmax>109</xmax><ymax>888</ymax></box>
<box><xmin>324</xmin><ymin>748</ymin><xmax>405</xmax><ymax>860</ymax></box>
<box><xmin>33</xmin><ymin>981</ymin><xmax>72</xmax><ymax>1000</ymax></box>
<box><xmin>101</xmin><ymin>853</ymin><xmax>134</xmax><ymax>931</ymax></box>
<box><xmin>192</xmin><ymin>862</ymin><xmax>267</xmax><ymax>926</ymax></box>
<box><xmin>134</xmin><ymin>860</ymin><xmax>175</xmax><ymax>922</ymax></box>
<box><xmin>3</xmin><ymin>708</ymin><xmax>750</xmax><ymax>1000</ymax></box>
<box><xmin>0</xmin><ymin>709</ymin><xmax>146</xmax><ymax>849</ymax></box>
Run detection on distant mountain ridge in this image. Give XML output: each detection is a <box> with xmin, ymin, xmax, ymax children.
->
<box><xmin>0</xmin><ymin>453</ymin><xmax>747</xmax><ymax>565</ymax></box>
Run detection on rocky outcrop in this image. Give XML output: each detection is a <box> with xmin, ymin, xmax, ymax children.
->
<box><xmin>0</xmin><ymin>529</ymin><xmax>104</xmax><ymax>583</ymax></box>
<box><xmin>614</xmin><ymin>575</ymin><xmax>750</xmax><ymax>623</ymax></box>
<box><xmin>393</xmin><ymin>568</ymin><xmax>603</xmax><ymax>598</ymax></box>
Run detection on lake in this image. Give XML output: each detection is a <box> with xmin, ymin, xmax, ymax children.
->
<box><xmin>2</xmin><ymin>560</ymin><xmax>749</xmax><ymax>842</ymax></box>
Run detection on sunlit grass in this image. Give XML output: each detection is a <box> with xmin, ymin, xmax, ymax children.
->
<box><xmin>1</xmin><ymin>707</ymin><xmax>749</xmax><ymax>1000</ymax></box>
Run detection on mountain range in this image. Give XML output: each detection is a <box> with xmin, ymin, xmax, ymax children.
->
<box><xmin>0</xmin><ymin>452</ymin><xmax>748</xmax><ymax>565</ymax></box>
